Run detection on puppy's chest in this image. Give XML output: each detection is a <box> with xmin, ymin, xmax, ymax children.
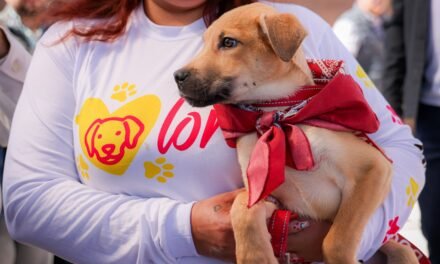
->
<box><xmin>271</xmin><ymin>125</ymin><xmax>346</xmax><ymax>220</ymax></box>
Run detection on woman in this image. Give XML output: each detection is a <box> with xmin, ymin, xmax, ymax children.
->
<box><xmin>2</xmin><ymin>0</ymin><xmax>425</xmax><ymax>263</ymax></box>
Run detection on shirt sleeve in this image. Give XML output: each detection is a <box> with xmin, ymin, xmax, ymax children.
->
<box><xmin>0</xmin><ymin>25</ymin><xmax>31</xmax><ymax>82</ymax></box>
<box><xmin>314</xmin><ymin>18</ymin><xmax>426</xmax><ymax>261</ymax></box>
<box><xmin>0</xmin><ymin>26</ymin><xmax>32</xmax><ymax>147</ymax></box>
<box><xmin>2</xmin><ymin>23</ymin><xmax>198</xmax><ymax>264</ymax></box>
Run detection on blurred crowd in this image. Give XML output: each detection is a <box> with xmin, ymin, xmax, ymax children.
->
<box><xmin>338</xmin><ymin>1</ymin><xmax>439</xmax><ymax>263</ymax></box>
<box><xmin>0</xmin><ymin>0</ymin><xmax>53</xmax><ymax>263</ymax></box>
<box><xmin>336</xmin><ymin>2</ymin><xmax>440</xmax><ymax>264</ymax></box>
<box><xmin>0</xmin><ymin>0</ymin><xmax>438</xmax><ymax>263</ymax></box>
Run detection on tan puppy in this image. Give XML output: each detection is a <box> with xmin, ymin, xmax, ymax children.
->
<box><xmin>174</xmin><ymin>3</ymin><xmax>417</xmax><ymax>264</ymax></box>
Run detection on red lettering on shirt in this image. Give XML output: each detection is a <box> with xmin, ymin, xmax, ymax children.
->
<box><xmin>386</xmin><ymin>105</ymin><xmax>403</xmax><ymax>125</ymax></box>
<box><xmin>158</xmin><ymin>98</ymin><xmax>219</xmax><ymax>154</ymax></box>
<box><xmin>200</xmin><ymin>109</ymin><xmax>219</xmax><ymax>148</ymax></box>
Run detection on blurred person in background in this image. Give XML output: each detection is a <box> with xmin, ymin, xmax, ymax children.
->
<box><xmin>0</xmin><ymin>0</ymin><xmax>53</xmax><ymax>263</ymax></box>
<box><xmin>333</xmin><ymin>0</ymin><xmax>392</xmax><ymax>91</ymax></box>
<box><xmin>0</xmin><ymin>17</ymin><xmax>52</xmax><ymax>264</ymax></box>
<box><xmin>0</xmin><ymin>0</ymin><xmax>49</xmax><ymax>52</ymax></box>
<box><xmin>383</xmin><ymin>0</ymin><xmax>439</xmax><ymax>263</ymax></box>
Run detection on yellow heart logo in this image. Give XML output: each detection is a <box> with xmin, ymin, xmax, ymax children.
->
<box><xmin>76</xmin><ymin>95</ymin><xmax>161</xmax><ymax>175</ymax></box>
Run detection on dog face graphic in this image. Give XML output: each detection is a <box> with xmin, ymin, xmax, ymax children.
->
<box><xmin>84</xmin><ymin>116</ymin><xmax>144</xmax><ymax>165</ymax></box>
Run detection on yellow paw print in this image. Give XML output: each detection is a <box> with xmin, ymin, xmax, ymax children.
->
<box><xmin>406</xmin><ymin>177</ymin><xmax>419</xmax><ymax>207</ymax></box>
<box><xmin>356</xmin><ymin>65</ymin><xmax>375</xmax><ymax>89</ymax></box>
<box><xmin>144</xmin><ymin>157</ymin><xmax>175</xmax><ymax>183</ymax></box>
<box><xmin>111</xmin><ymin>82</ymin><xmax>137</xmax><ymax>102</ymax></box>
<box><xmin>76</xmin><ymin>155</ymin><xmax>90</xmax><ymax>180</ymax></box>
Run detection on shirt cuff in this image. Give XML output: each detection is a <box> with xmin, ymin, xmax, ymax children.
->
<box><xmin>0</xmin><ymin>26</ymin><xmax>31</xmax><ymax>81</ymax></box>
<box><xmin>164</xmin><ymin>202</ymin><xmax>198</xmax><ymax>259</ymax></box>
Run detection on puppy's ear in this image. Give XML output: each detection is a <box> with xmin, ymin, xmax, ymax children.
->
<box><xmin>259</xmin><ymin>13</ymin><xmax>307</xmax><ymax>62</ymax></box>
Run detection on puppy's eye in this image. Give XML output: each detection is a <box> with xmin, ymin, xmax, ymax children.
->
<box><xmin>219</xmin><ymin>37</ymin><xmax>239</xmax><ymax>49</ymax></box>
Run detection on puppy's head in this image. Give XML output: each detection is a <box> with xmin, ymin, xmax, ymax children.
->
<box><xmin>174</xmin><ymin>3</ymin><xmax>312</xmax><ymax>107</ymax></box>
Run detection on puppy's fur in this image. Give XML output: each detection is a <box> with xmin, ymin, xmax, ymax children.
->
<box><xmin>174</xmin><ymin>3</ymin><xmax>417</xmax><ymax>264</ymax></box>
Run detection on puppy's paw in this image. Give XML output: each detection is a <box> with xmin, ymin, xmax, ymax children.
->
<box><xmin>231</xmin><ymin>192</ymin><xmax>278</xmax><ymax>228</ymax></box>
<box><xmin>380</xmin><ymin>240</ymin><xmax>418</xmax><ymax>264</ymax></box>
<box><xmin>232</xmin><ymin>192</ymin><xmax>279</xmax><ymax>264</ymax></box>
<box><xmin>236</xmin><ymin>248</ymin><xmax>278</xmax><ymax>264</ymax></box>
<box><xmin>323</xmin><ymin>241</ymin><xmax>358</xmax><ymax>264</ymax></box>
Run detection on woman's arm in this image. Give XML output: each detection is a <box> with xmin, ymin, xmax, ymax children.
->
<box><xmin>2</xmin><ymin>24</ymin><xmax>219</xmax><ymax>264</ymax></box>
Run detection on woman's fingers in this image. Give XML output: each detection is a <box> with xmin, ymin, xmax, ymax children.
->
<box><xmin>286</xmin><ymin>220</ymin><xmax>331</xmax><ymax>262</ymax></box>
<box><xmin>289</xmin><ymin>220</ymin><xmax>310</xmax><ymax>233</ymax></box>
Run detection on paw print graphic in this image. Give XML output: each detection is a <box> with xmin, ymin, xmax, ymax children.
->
<box><xmin>386</xmin><ymin>105</ymin><xmax>403</xmax><ymax>125</ymax></box>
<box><xmin>383</xmin><ymin>216</ymin><xmax>400</xmax><ymax>243</ymax></box>
<box><xmin>144</xmin><ymin>157</ymin><xmax>175</xmax><ymax>183</ymax></box>
<box><xmin>406</xmin><ymin>177</ymin><xmax>420</xmax><ymax>207</ymax></box>
<box><xmin>111</xmin><ymin>82</ymin><xmax>137</xmax><ymax>102</ymax></box>
<box><xmin>76</xmin><ymin>155</ymin><xmax>90</xmax><ymax>180</ymax></box>
<box><xmin>355</xmin><ymin>65</ymin><xmax>375</xmax><ymax>89</ymax></box>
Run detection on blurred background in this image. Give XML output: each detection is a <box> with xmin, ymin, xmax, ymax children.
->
<box><xmin>289</xmin><ymin>0</ymin><xmax>430</xmax><ymax>257</ymax></box>
<box><xmin>287</xmin><ymin>0</ymin><xmax>354</xmax><ymax>24</ymax></box>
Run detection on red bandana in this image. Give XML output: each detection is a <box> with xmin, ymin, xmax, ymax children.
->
<box><xmin>213</xmin><ymin>60</ymin><xmax>381</xmax><ymax>207</ymax></box>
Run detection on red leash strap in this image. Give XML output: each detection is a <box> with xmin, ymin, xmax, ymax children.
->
<box><xmin>268</xmin><ymin>210</ymin><xmax>308</xmax><ymax>263</ymax></box>
<box><xmin>268</xmin><ymin>210</ymin><xmax>292</xmax><ymax>257</ymax></box>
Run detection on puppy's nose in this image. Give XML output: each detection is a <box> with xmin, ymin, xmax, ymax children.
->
<box><xmin>174</xmin><ymin>69</ymin><xmax>190</xmax><ymax>85</ymax></box>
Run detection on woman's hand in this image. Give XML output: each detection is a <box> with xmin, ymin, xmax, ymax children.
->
<box><xmin>190</xmin><ymin>189</ymin><xmax>243</xmax><ymax>261</ymax></box>
<box><xmin>190</xmin><ymin>190</ymin><xmax>335</xmax><ymax>263</ymax></box>
<box><xmin>287</xmin><ymin>218</ymin><xmax>331</xmax><ymax>262</ymax></box>
<box><xmin>0</xmin><ymin>28</ymin><xmax>10</xmax><ymax>59</ymax></box>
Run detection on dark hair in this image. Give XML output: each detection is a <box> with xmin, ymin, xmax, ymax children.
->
<box><xmin>47</xmin><ymin>0</ymin><xmax>256</xmax><ymax>42</ymax></box>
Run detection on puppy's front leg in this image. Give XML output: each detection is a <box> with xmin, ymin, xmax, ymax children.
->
<box><xmin>380</xmin><ymin>240</ymin><xmax>418</xmax><ymax>264</ymax></box>
<box><xmin>231</xmin><ymin>192</ymin><xmax>278</xmax><ymax>264</ymax></box>
<box><xmin>231</xmin><ymin>133</ymin><xmax>278</xmax><ymax>264</ymax></box>
<box><xmin>322</xmin><ymin>134</ymin><xmax>393</xmax><ymax>264</ymax></box>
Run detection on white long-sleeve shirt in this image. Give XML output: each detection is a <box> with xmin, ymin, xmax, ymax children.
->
<box><xmin>3</xmin><ymin>2</ymin><xmax>425</xmax><ymax>263</ymax></box>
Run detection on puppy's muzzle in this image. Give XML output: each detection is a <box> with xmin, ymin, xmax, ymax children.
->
<box><xmin>173</xmin><ymin>68</ymin><xmax>234</xmax><ymax>107</ymax></box>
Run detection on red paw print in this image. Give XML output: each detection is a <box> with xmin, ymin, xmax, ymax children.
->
<box><xmin>386</xmin><ymin>105</ymin><xmax>403</xmax><ymax>125</ymax></box>
<box><xmin>383</xmin><ymin>216</ymin><xmax>400</xmax><ymax>243</ymax></box>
